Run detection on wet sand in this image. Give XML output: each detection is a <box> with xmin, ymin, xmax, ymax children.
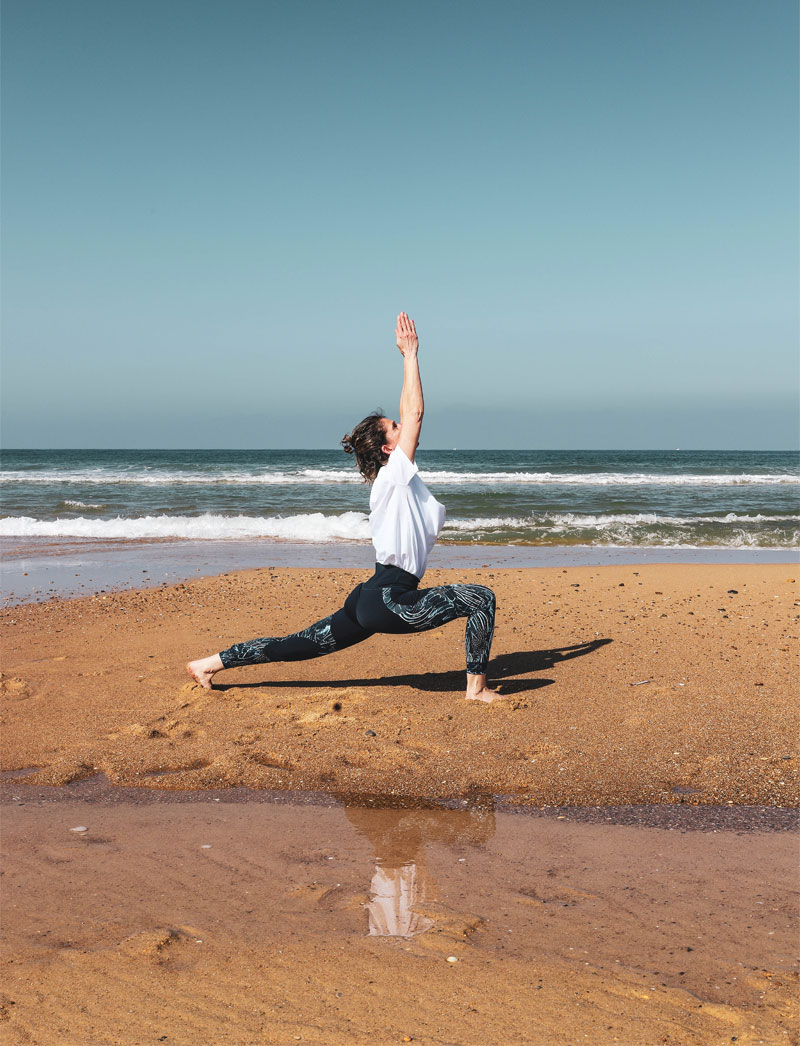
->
<box><xmin>1</xmin><ymin>564</ymin><xmax>797</xmax><ymax>805</ymax></box>
<box><xmin>3</xmin><ymin>534</ymin><xmax>795</xmax><ymax>606</ymax></box>
<box><xmin>2</xmin><ymin>788</ymin><xmax>797</xmax><ymax>1046</ymax></box>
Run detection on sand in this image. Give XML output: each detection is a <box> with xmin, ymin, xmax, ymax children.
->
<box><xmin>1</xmin><ymin>563</ymin><xmax>798</xmax><ymax>1044</ymax></box>
<box><xmin>1</xmin><ymin>564</ymin><xmax>797</xmax><ymax>804</ymax></box>
<box><xmin>2</xmin><ymin>788</ymin><xmax>797</xmax><ymax>1045</ymax></box>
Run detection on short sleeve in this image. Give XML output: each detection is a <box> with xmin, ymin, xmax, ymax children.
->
<box><xmin>384</xmin><ymin>445</ymin><xmax>419</xmax><ymax>486</ymax></box>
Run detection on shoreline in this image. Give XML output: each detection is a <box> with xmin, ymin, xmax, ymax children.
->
<box><xmin>3</xmin><ymin>772</ymin><xmax>798</xmax><ymax>829</ymax></box>
<box><xmin>2</xmin><ymin>534</ymin><xmax>797</xmax><ymax>606</ymax></box>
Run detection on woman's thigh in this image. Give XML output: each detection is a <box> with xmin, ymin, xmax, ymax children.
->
<box><xmin>357</xmin><ymin>583</ymin><xmax>494</xmax><ymax>635</ymax></box>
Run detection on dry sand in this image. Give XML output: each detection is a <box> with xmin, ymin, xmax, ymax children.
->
<box><xmin>1</xmin><ymin>563</ymin><xmax>798</xmax><ymax>1044</ymax></box>
<box><xmin>1</xmin><ymin>564</ymin><xmax>797</xmax><ymax>804</ymax></box>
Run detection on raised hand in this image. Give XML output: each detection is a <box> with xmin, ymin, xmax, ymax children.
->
<box><xmin>395</xmin><ymin>312</ymin><xmax>419</xmax><ymax>357</ymax></box>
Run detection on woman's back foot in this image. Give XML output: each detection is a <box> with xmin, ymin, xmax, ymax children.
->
<box><xmin>186</xmin><ymin>654</ymin><xmax>223</xmax><ymax>690</ymax></box>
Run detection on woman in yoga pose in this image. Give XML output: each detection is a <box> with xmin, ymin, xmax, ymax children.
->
<box><xmin>187</xmin><ymin>312</ymin><xmax>500</xmax><ymax>702</ymax></box>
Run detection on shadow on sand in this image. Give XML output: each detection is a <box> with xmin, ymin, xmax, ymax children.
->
<box><xmin>214</xmin><ymin>638</ymin><xmax>612</xmax><ymax>696</ymax></box>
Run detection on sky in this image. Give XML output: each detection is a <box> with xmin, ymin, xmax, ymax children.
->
<box><xmin>2</xmin><ymin>0</ymin><xmax>798</xmax><ymax>450</ymax></box>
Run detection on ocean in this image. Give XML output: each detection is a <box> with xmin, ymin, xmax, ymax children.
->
<box><xmin>1</xmin><ymin>448</ymin><xmax>797</xmax><ymax>603</ymax></box>
<box><xmin>2</xmin><ymin>448</ymin><xmax>798</xmax><ymax>548</ymax></box>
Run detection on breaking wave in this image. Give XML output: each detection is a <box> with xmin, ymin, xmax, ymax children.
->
<box><xmin>1</xmin><ymin>468</ymin><xmax>797</xmax><ymax>487</ymax></box>
<box><xmin>0</xmin><ymin>512</ymin><xmax>372</xmax><ymax>542</ymax></box>
<box><xmin>1</xmin><ymin>510</ymin><xmax>797</xmax><ymax>548</ymax></box>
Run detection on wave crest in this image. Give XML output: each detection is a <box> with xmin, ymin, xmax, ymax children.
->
<box><xmin>0</xmin><ymin>510</ymin><xmax>797</xmax><ymax>548</ymax></box>
<box><xmin>2</xmin><ymin>468</ymin><xmax>797</xmax><ymax>487</ymax></box>
<box><xmin>0</xmin><ymin>512</ymin><xmax>371</xmax><ymax>542</ymax></box>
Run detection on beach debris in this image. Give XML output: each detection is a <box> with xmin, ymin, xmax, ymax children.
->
<box><xmin>201</xmin><ymin>844</ymin><xmax>212</xmax><ymax>849</ymax></box>
<box><xmin>70</xmin><ymin>826</ymin><xmax>88</xmax><ymax>833</ymax></box>
<box><xmin>630</xmin><ymin>680</ymin><xmax>651</xmax><ymax>686</ymax></box>
<box><xmin>365</xmin><ymin>729</ymin><xmax>377</xmax><ymax>737</ymax></box>
<box><xmin>728</xmin><ymin>589</ymin><xmax>738</xmax><ymax>594</ymax></box>
<box><xmin>446</xmin><ymin>956</ymin><xmax>459</xmax><ymax>963</ymax></box>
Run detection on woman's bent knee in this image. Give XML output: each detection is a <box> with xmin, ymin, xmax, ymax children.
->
<box><xmin>464</xmin><ymin>584</ymin><xmax>495</xmax><ymax>610</ymax></box>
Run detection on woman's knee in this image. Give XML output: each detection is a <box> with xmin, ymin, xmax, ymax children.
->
<box><xmin>464</xmin><ymin>584</ymin><xmax>495</xmax><ymax>611</ymax></box>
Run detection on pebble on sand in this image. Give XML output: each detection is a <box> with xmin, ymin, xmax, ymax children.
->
<box><xmin>70</xmin><ymin>826</ymin><xmax>88</xmax><ymax>833</ymax></box>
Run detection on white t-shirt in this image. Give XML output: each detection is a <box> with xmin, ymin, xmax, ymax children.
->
<box><xmin>369</xmin><ymin>446</ymin><xmax>446</xmax><ymax>580</ymax></box>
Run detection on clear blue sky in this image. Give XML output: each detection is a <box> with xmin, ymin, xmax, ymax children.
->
<box><xmin>2</xmin><ymin>0</ymin><xmax>797</xmax><ymax>449</ymax></box>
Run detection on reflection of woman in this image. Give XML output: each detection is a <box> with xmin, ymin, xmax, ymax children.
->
<box><xmin>343</xmin><ymin>798</ymin><xmax>497</xmax><ymax>862</ymax></box>
<box><xmin>188</xmin><ymin>313</ymin><xmax>500</xmax><ymax>702</ymax></box>
<box><xmin>343</xmin><ymin>798</ymin><xmax>497</xmax><ymax>938</ymax></box>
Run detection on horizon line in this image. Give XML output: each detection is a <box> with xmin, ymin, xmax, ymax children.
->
<box><xmin>2</xmin><ymin>447</ymin><xmax>798</xmax><ymax>454</ymax></box>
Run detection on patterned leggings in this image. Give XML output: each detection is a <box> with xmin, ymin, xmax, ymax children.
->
<box><xmin>219</xmin><ymin>563</ymin><xmax>496</xmax><ymax>675</ymax></box>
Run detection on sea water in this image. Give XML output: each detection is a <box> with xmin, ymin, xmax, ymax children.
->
<box><xmin>2</xmin><ymin>448</ymin><xmax>798</xmax><ymax>549</ymax></box>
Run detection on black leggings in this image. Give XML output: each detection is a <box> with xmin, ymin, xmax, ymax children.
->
<box><xmin>219</xmin><ymin>563</ymin><xmax>496</xmax><ymax>675</ymax></box>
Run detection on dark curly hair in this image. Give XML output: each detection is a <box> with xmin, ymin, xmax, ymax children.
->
<box><xmin>341</xmin><ymin>410</ymin><xmax>390</xmax><ymax>482</ymax></box>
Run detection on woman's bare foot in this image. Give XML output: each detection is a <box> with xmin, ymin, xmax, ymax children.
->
<box><xmin>186</xmin><ymin>654</ymin><xmax>223</xmax><ymax>690</ymax></box>
<box><xmin>465</xmin><ymin>673</ymin><xmax>504</xmax><ymax>703</ymax></box>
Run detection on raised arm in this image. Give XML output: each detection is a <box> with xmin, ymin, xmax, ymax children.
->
<box><xmin>395</xmin><ymin>312</ymin><xmax>423</xmax><ymax>463</ymax></box>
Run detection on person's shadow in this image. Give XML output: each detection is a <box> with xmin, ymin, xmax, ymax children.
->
<box><xmin>214</xmin><ymin>637</ymin><xmax>612</xmax><ymax>697</ymax></box>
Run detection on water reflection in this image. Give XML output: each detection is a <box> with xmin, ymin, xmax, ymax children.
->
<box><xmin>341</xmin><ymin>796</ymin><xmax>496</xmax><ymax>938</ymax></box>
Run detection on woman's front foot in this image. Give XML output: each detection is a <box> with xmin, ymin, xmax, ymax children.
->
<box><xmin>465</xmin><ymin>673</ymin><xmax>504</xmax><ymax>703</ymax></box>
<box><xmin>186</xmin><ymin>654</ymin><xmax>223</xmax><ymax>690</ymax></box>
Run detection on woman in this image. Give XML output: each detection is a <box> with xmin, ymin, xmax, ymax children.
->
<box><xmin>187</xmin><ymin>313</ymin><xmax>500</xmax><ymax>702</ymax></box>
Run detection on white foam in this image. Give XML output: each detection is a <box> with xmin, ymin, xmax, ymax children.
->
<box><xmin>0</xmin><ymin>512</ymin><xmax>372</xmax><ymax>542</ymax></box>
<box><xmin>0</xmin><ymin>468</ymin><xmax>362</xmax><ymax>486</ymax></box>
<box><xmin>441</xmin><ymin>512</ymin><xmax>799</xmax><ymax>549</ymax></box>
<box><xmin>1</xmin><ymin>509</ymin><xmax>797</xmax><ymax>548</ymax></box>
<box><xmin>1</xmin><ymin>468</ymin><xmax>797</xmax><ymax>487</ymax></box>
<box><xmin>443</xmin><ymin>512</ymin><xmax>800</xmax><ymax>531</ymax></box>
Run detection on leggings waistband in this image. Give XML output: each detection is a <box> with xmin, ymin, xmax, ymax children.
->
<box><xmin>364</xmin><ymin>562</ymin><xmax>420</xmax><ymax>590</ymax></box>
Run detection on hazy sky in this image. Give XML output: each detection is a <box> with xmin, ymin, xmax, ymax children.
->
<box><xmin>2</xmin><ymin>0</ymin><xmax>797</xmax><ymax>449</ymax></box>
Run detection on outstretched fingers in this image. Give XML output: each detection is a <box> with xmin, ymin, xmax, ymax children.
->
<box><xmin>401</xmin><ymin>312</ymin><xmax>416</xmax><ymax>335</ymax></box>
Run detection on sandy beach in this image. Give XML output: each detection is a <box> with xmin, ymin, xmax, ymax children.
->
<box><xmin>2</xmin><ymin>563</ymin><xmax>797</xmax><ymax>805</ymax></box>
<box><xmin>2</xmin><ymin>562</ymin><xmax>798</xmax><ymax>1044</ymax></box>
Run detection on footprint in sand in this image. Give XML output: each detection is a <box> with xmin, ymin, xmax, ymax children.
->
<box><xmin>179</xmin><ymin>681</ymin><xmax>209</xmax><ymax>696</ymax></box>
<box><xmin>286</xmin><ymin>882</ymin><xmax>344</xmax><ymax>905</ymax></box>
<box><xmin>142</xmin><ymin>759</ymin><xmax>212</xmax><ymax>779</ymax></box>
<box><xmin>116</xmin><ymin>926</ymin><xmax>203</xmax><ymax>962</ymax></box>
<box><xmin>149</xmin><ymin>714</ymin><xmax>207</xmax><ymax>741</ymax></box>
<box><xmin>0</xmin><ymin>675</ymin><xmax>32</xmax><ymax>700</ymax></box>
<box><xmin>109</xmin><ymin>713</ymin><xmax>206</xmax><ymax>743</ymax></box>
<box><xmin>249</xmin><ymin>752</ymin><xmax>293</xmax><ymax>771</ymax></box>
<box><xmin>297</xmin><ymin>690</ymin><xmax>368</xmax><ymax>724</ymax></box>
